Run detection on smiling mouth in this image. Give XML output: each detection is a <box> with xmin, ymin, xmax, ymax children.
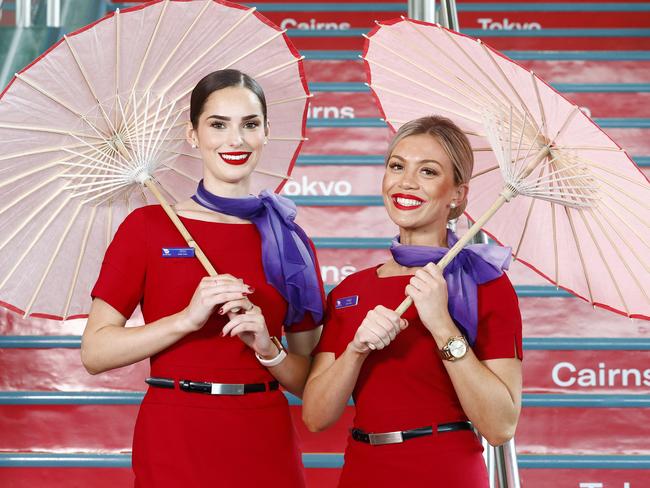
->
<box><xmin>392</xmin><ymin>194</ymin><xmax>425</xmax><ymax>210</ymax></box>
<box><xmin>219</xmin><ymin>152</ymin><xmax>251</xmax><ymax>165</ymax></box>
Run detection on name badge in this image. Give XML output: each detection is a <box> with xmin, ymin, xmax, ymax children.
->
<box><xmin>335</xmin><ymin>295</ymin><xmax>359</xmax><ymax>309</ymax></box>
<box><xmin>162</xmin><ymin>247</ymin><xmax>195</xmax><ymax>258</ymax></box>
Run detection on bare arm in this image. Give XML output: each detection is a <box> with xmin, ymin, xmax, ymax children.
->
<box><xmin>408</xmin><ymin>263</ymin><xmax>522</xmax><ymax>446</ymax></box>
<box><xmin>302</xmin><ymin>306</ymin><xmax>407</xmax><ymax>432</ymax></box>
<box><xmin>81</xmin><ymin>274</ymin><xmax>252</xmax><ymax>374</ymax></box>
<box><xmin>256</xmin><ymin>327</ymin><xmax>322</xmax><ymax>398</ymax></box>
<box><xmin>81</xmin><ymin>298</ymin><xmax>191</xmax><ymax>375</ymax></box>
<box><xmin>437</xmin><ymin>335</ymin><xmax>522</xmax><ymax>445</ymax></box>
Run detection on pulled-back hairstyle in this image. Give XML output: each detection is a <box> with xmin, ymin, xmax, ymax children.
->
<box><xmin>386</xmin><ymin>115</ymin><xmax>473</xmax><ymax>220</ymax></box>
<box><xmin>189</xmin><ymin>69</ymin><xmax>268</xmax><ymax>128</ymax></box>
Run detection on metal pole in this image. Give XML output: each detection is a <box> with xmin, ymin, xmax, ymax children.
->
<box><xmin>16</xmin><ymin>0</ymin><xmax>32</xmax><ymax>27</ymax></box>
<box><xmin>408</xmin><ymin>0</ymin><xmax>436</xmax><ymax>24</ymax></box>
<box><xmin>482</xmin><ymin>438</ymin><xmax>498</xmax><ymax>488</ymax></box>
<box><xmin>502</xmin><ymin>438</ymin><xmax>522</xmax><ymax>488</ymax></box>
<box><xmin>441</xmin><ymin>0</ymin><xmax>460</xmax><ymax>30</ymax></box>
<box><xmin>47</xmin><ymin>0</ymin><xmax>61</xmax><ymax>27</ymax></box>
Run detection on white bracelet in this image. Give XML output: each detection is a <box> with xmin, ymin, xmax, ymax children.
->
<box><xmin>255</xmin><ymin>336</ymin><xmax>287</xmax><ymax>367</ymax></box>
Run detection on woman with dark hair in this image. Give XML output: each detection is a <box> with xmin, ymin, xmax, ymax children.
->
<box><xmin>302</xmin><ymin>116</ymin><xmax>522</xmax><ymax>487</ymax></box>
<box><xmin>81</xmin><ymin>69</ymin><xmax>324</xmax><ymax>487</ymax></box>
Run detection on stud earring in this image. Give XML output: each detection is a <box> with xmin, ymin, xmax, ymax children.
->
<box><xmin>191</xmin><ymin>143</ymin><xmax>197</xmax><ymax>149</ymax></box>
<box><xmin>450</xmin><ymin>202</ymin><xmax>457</xmax><ymax>209</ymax></box>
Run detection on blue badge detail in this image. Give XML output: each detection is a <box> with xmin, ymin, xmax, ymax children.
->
<box><xmin>335</xmin><ymin>295</ymin><xmax>359</xmax><ymax>309</ymax></box>
<box><xmin>162</xmin><ymin>247</ymin><xmax>195</xmax><ymax>258</ymax></box>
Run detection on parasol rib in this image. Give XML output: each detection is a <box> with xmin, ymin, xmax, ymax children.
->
<box><xmin>471</xmin><ymin>164</ymin><xmax>500</xmax><ymax>180</ymax></box>
<box><xmin>437</xmin><ymin>26</ymin><xmax>516</xmax><ymax>111</ymax></box>
<box><xmin>595</xmin><ymin>201</ymin><xmax>650</xmax><ymax>273</ymax></box>
<box><xmin>23</xmin><ymin>203</ymin><xmax>84</xmax><ymax>317</ymax></box>
<box><xmin>565</xmin><ymin>207</ymin><xmax>594</xmax><ymax>304</ymax></box>
<box><xmin>114</xmin><ymin>9</ymin><xmax>120</xmax><ymax>130</ymax></box>
<box><xmin>595</xmin><ymin>178</ymin><xmax>650</xmax><ymax>215</ymax></box>
<box><xmin>577</xmin><ymin>158</ymin><xmax>650</xmax><ymax>190</ymax></box>
<box><xmin>62</xmin><ymin>205</ymin><xmax>97</xmax><ymax>319</ymax></box>
<box><xmin>363</xmin><ymin>39</ymin><xmax>490</xmax><ymax>113</ymax></box>
<box><xmin>142</xmin><ymin>6</ymin><xmax>259</xmax><ymax>120</ymax></box>
<box><xmin>106</xmin><ymin>201</ymin><xmax>113</xmax><ymax>248</ymax></box>
<box><xmin>0</xmin><ymin>173</ymin><xmax>65</xmax><ymax>218</ymax></box>
<box><xmin>399</xmin><ymin>20</ymin><xmax>509</xmax><ymax>112</ymax></box>
<box><xmin>268</xmin><ymin>94</ymin><xmax>312</xmax><ymax>106</ymax></box>
<box><xmin>121</xmin><ymin>0</ymin><xmax>170</xmax><ymax>122</ymax></box>
<box><xmin>373</xmin><ymin>84</ymin><xmax>481</xmax><ymax>124</ymax></box>
<box><xmin>0</xmin><ymin>141</ymin><xmax>101</xmax><ymax>164</ymax></box>
<box><xmin>597</xmin><ymin>199</ymin><xmax>650</xmax><ymax>254</ymax></box>
<box><xmin>550</xmin><ymin>170</ymin><xmax>560</xmax><ymax>284</ymax></box>
<box><xmin>597</xmin><ymin>186</ymin><xmax>650</xmax><ymax>228</ymax></box>
<box><xmin>222</xmin><ymin>29</ymin><xmax>287</xmax><ymax>71</ymax></box>
<box><xmin>554</xmin><ymin>145</ymin><xmax>623</xmax><ymax>152</ymax></box>
<box><xmin>14</xmin><ymin>73</ymin><xmax>107</xmax><ymax>139</ymax></box>
<box><xmin>550</xmin><ymin>106</ymin><xmax>580</xmax><ymax>146</ymax></box>
<box><xmin>364</xmin><ymin>58</ymin><xmax>481</xmax><ymax>116</ymax></box>
<box><xmin>142</xmin><ymin>0</ymin><xmax>213</xmax><ymax>96</ymax></box>
<box><xmin>386</xmin><ymin>118</ymin><xmax>485</xmax><ymax>138</ymax></box>
<box><xmin>513</xmin><ymin>165</ymin><xmax>547</xmax><ymax>258</ymax></box>
<box><xmin>576</xmin><ymin>209</ymin><xmax>630</xmax><ymax>314</ymax></box>
<box><xmin>531</xmin><ymin>72</ymin><xmax>548</xmax><ymax>137</ymax></box>
<box><xmin>0</xmin><ymin>196</ymin><xmax>71</xmax><ymax>292</ymax></box>
<box><xmin>0</xmin><ymin>123</ymin><xmax>103</xmax><ymax>140</ymax></box>
<box><xmin>479</xmin><ymin>42</ymin><xmax>540</xmax><ymax>135</ymax></box>
<box><xmin>254</xmin><ymin>56</ymin><xmax>303</xmax><ymax>79</ymax></box>
<box><xmin>64</xmin><ymin>35</ymin><xmax>117</xmax><ymax>135</ymax></box>
<box><xmin>0</xmin><ymin>188</ymin><xmax>64</xmax><ymax>253</ymax></box>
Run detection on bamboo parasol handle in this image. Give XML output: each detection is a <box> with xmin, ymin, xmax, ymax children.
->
<box><xmin>394</xmin><ymin>191</ymin><xmax>511</xmax><ymax>316</ymax></box>
<box><xmin>143</xmin><ymin>178</ymin><xmax>218</xmax><ymax>277</ymax></box>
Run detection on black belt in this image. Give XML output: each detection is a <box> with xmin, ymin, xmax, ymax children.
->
<box><xmin>146</xmin><ymin>377</ymin><xmax>279</xmax><ymax>396</ymax></box>
<box><xmin>351</xmin><ymin>421</ymin><xmax>473</xmax><ymax>446</ymax></box>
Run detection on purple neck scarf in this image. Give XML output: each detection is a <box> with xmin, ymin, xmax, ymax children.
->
<box><xmin>390</xmin><ymin>230</ymin><xmax>511</xmax><ymax>344</ymax></box>
<box><xmin>192</xmin><ymin>180</ymin><xmax>323</xmax><ymax>326</ymax></box>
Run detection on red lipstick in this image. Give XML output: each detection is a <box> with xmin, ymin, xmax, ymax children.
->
<box><xmin>219</xmin><ymin>152</ymin><xmax>251</xmax><ymax>166</ymax></box>
<box><xmin>391</xmin><ymin>193</ymin><xmax>425</xmax><ymax>211</ymax></box>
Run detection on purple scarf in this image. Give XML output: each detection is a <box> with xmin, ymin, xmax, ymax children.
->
<box><xmin>390</xmin><ymin>230</ymin><xmax>511</xmax><ymax>344</ymax></box>
<box><xmin>192</xmin><ymin>180</ymin><xmax>323</xmax><ymax>326</ymax></box>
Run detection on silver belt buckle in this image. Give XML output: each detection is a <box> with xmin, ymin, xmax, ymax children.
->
<box><xmin>368</xmin><ymin>431</ymin><xmax>404</xmax><ymax>446</ymax></box>
<box><xmin>210</xmin><ymin>383</ymin><xmax>245</xmax><ymax>395</ymax></box>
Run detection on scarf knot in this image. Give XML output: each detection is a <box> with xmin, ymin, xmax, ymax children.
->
<box><xmin>390</xmin><ymin>230</ymin><xmax>511</xmax><ymax>344</ymax></box>
<box><xmin>192</xmin><ymin>181</ymin><xmax>323</xmax><ymax>326</ymax></box>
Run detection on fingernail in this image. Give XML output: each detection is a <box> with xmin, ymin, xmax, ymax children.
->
<box><xmin>218</xmin><ymin>308</ymin><xmax>224</xmax><ymax>315</ymax></box>
<box><xmin>247</xmin><ymin>287</ymin><xmax>255</xmax><ymax>293</ymax></box>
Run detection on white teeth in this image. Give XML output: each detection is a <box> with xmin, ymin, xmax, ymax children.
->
<box><xmin>221</xmin><ymin>153</ymin><xmax>249</xmax><ymax>161</ymax></box>
<box><xmin>395</xmin><ymin>197</ymin><xmax>422</xmax><ymax>207</ymax></box>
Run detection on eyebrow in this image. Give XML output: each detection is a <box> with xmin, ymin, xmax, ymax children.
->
<box><xmin>206</xmin><ymin>114</ymin><xmax>261</xmax><ymax>121</ymax></box>
<box><xmin>390</xmin><ymin>154</ymin><xmax>443</xmax><ymax>168</ymax></box>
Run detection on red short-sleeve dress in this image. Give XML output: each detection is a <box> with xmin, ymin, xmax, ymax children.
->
<box><xmin>315</xmin><ymin>265</ymin><xmax>523</xmax><ymax>487</ymax></box>
<box><xmin>91</xmin><ymin>205</ymin><xmax>322</xmax><ymax>488</ymax></box>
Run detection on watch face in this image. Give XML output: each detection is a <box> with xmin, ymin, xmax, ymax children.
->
<box><xmin>449</xmin><ymin>340</ymin><xmax>467</xmax><ymax>358</ymax></box>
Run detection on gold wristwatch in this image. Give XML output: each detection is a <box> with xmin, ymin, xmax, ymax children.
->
<box><xmin>439</xmin><ymin>336</ymin><xmax>469</xmax><ymax>361</ymax></box>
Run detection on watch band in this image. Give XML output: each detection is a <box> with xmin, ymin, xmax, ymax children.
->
<box><xmin>256</xmin><ymin>336</ymin><xmax>287</xmax><ymax>367</ymax></box>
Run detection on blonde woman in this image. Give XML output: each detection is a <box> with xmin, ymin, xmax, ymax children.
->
<box><xmin>303</xmin><ymin>116</ymin><xmax>522</xmax><ymax>487</ymax></box>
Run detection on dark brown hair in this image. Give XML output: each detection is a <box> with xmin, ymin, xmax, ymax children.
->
<box><xmin>189</xmin><ymin>69</ymin><xmax>267</xmax><ymax>128</ymax></box>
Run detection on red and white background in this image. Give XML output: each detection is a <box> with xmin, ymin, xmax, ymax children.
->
<box><xmin>1</xmin><ymin>0</ymin><xmax>649</xmax><ymax>487</ymax></box>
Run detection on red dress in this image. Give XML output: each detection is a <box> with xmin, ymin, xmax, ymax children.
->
<box><xmin>92</xmin><ymin>205</ymin><xmax>321</xmax><ymax>488</ymax></box>
<box><xmin>315</xmin><ymin>266</ymin><xmax>523</xmax><ymax>487</ymax></box>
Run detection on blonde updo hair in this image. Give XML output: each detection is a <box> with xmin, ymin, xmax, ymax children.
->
<box><xmin>385</xmin><ymin>116</ymin><xmax>473</xmax><ymax>220</ymax></box>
